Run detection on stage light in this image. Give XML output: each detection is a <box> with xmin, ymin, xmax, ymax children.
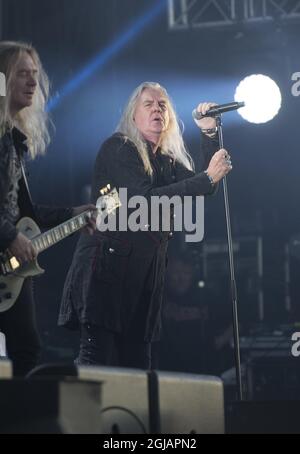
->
<box><xmin>234</xmin><ymin>74</ymin><xmax>282</xmax><ymax>124</ymax></box>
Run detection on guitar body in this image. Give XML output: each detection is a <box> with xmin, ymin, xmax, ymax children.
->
<box><xmin>0</xmin><ymin>218</ymin><xmax>45</xmax><ymax>313</ymax></box>
<box><xmin>0</xmin><ymin>186</ymin><xmax>120</xmax><ymax>313</ymax></box>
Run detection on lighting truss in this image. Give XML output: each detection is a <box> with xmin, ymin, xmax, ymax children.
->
<box><xmin>168</xmin><ymin>0</ymin><xmax>300</xmax><ymax>30</ymax></box>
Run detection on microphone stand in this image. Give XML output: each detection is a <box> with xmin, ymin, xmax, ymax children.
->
<box><xmin>216</xmin><ymin>114</ymin><xmax>243</xmax><ymax>401</ymax></box>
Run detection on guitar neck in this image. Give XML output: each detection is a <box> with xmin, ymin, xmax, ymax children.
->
<box><xmin>32</xmin><ymin>210</ymin><xmax>92</xmax><ymax>254</ymax></box>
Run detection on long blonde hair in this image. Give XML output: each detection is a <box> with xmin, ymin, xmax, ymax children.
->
<box><xmin>116</xmin><ymin>82</ymin><xmax>194</xmax><ymax>176</ymax></box>
<box><xmin>0</xmin><ymin>41</ymin><xmax>50</xmax><ymax>159</ymax></box>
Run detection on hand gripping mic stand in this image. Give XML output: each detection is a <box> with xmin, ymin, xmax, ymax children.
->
<box><xmin>215</xmin><ymin>114</ymin><xmax>243</xmax><ymax>401</ymax></box>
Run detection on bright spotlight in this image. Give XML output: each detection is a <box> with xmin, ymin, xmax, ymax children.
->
<box><xmin>234</xmin><ymin>74</ymin><xmax>282</xmax><ymax>124</ymax></box>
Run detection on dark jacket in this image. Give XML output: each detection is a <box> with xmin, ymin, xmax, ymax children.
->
<box><xmin>58</xmin><ymin>133</ymin><xmax>219</xmax><ymax>341</ymax></box>
<box><xmin>0</xmin><ymin>127</ymin><xmax>73</xmax><ymax>252</ymax></box>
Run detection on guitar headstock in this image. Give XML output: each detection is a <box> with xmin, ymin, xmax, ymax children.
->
<box><xmin>96</xmin><ymin>185</ymin><xmax>121</xmax><ymax>217</ymax></box>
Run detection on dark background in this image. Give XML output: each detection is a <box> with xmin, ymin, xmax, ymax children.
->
<box><xmin>2</xmin><ymin>0</ymin><xmax>300</xmax><ymax>377</ymax></box>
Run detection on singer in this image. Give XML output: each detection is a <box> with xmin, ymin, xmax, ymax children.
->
<box><xmin>58</xmin><ymin>82</ymin><xmax>233</xmax><ymax>369</ymax></box>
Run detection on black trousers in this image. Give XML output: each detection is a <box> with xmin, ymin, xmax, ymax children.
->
<box><xmin>0</xmin><ymin>278</ymin><xmax>41</xmax><ymax>376</ymax></box>
<box><xmin>76</xmin><ymin>323</ymin><xmax>157</xmax><ymax>370</ymax></box>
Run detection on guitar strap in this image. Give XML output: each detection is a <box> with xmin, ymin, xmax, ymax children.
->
<box><xmin>20</xmin><ymin>158</ymin><xmax>33</xmax><ymax>203</ymax></box>
<box><xmin>17</xmin><ymin>152</ymin><xmax>36</xmax><ymax>221</ymax></box>
<box><xmin>10</xmin><ymin>127</ymin><xmax>36</xmax><ymax>221</ymax></box>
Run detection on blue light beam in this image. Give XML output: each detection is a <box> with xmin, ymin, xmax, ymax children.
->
<box><xmin>47</xmin><ymin>0</ymin><xmax>166</xmax><ymax>112</ymax></box>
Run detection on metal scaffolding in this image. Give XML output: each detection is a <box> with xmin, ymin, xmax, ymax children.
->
<box><xmin>168</xmin><ymin>0</ymin><xmax>300</xmax><ymax>30</ymax></box>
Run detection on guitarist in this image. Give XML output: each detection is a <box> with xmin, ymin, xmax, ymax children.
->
<box><xmin>0</xmin><ymin>41</ymin><xmax>95</xmax><ymax>376</ymax></box>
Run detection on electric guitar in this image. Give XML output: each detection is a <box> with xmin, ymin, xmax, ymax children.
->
<box><xmin>0</xmin><ymin>185</ymin><xmax>121</xmax><ymax>313</ymax></box>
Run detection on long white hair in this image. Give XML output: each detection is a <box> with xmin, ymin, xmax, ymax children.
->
<box><xmin>0</xmin><ymin>41</ymin><xmax>50</xmax><ymax>159</ymax></box>
<box><xmin>116</xmin><ymin>82</ymin><xmax>194</xmax><ymax>176</ymax></box>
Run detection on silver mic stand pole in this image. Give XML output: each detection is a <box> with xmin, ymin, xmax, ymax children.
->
<box><xmin>216</xmin><ymin>114</ymin><xmax>243</xmax><ymax>401</ymax></box>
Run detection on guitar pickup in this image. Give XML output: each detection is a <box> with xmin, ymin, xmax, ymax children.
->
<box><xmin>9</xmin><ymin>257</ymin><xmax>20</xmax><ymax>271</ymax></box>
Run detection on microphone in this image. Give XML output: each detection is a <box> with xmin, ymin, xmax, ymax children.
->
<box><xmin>192</xmin><ymin>101</ymin><xmax>245</xmax><ymax>120</ymax></box>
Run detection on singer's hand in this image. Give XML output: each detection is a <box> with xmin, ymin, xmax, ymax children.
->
<box><xmin>205</xmin><ymin>148</ymin><xmax>232</xmax><ymax>183</ymax></box>
<box><xmin>193</xmin><ymin>102</ymin><xmax>218</xmax><ymax>130</ymax></box>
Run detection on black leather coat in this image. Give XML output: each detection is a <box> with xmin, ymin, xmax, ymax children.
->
<box><xmin>58</xmin><ymin>133</ymin><xmax>219</xmax><ymax>341</ymax></box>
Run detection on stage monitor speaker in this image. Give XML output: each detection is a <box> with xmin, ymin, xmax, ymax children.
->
<box><xmin>157</xmin><ymin>371</ymin><xmax>224</xmax><ymax>434</ymax></box>
<box><xmin>0</xmin><ymin>359</ymin><xmax>12</xmax><ymax>378</ymax></box>
<box><xmin>78</xmin><ymin>366</ymin><xmax>150</xmax><ymax>434</ymax></box>
<box><xmin>78</xmin><ymin>366</ymin><xmax>224</xmax><ymax>434</ymax></box>
<box><xmin>0</xmin><ymin>379</ymin><xmax>102</xmax><ymax>433</ymax></box>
